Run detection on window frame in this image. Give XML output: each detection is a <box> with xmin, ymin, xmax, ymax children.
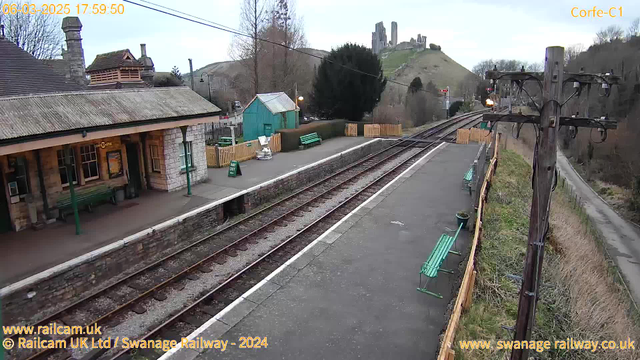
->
<box><xmin>80</xmin><ymin>144</ymin><xmax>100</xmax><ymax>181</ymax></box>
<box><xmin>179</xmin><ymin>141</ymin><xmax>193</xmax><ymax>170</ymax></box>
<box><xmin>150</xmin><ymin>144</ymin><xmax>161</xmax><ymax>173</ymax></box>
<box><xmin>57</xmin><ymin>148</ymin><xmax>78</xmax><ymax>187</ymax></box>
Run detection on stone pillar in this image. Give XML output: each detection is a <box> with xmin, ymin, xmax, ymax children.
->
<box><xmin>139</xmin><ymin>44</ymin><xmax>155</xmax><ymax>86</ymax></box>
<box><xmin>61</xmin><ymin>17</ymin><xmax>87</xmax><ymax>86</ymax></box>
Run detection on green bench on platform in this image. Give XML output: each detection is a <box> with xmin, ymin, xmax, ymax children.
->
<box><xmin>55</xmin><ymin>184</ymin><xmax>116</xmax><ymax>221</ymax></box>
<box><xmin>417</xmin><ymin>223</ymin><xmax>463</xmax><ymax>298</ymax></box>
<box><xmin>299</xmin><ymin>132</ymin><xmax>322</xmax><ymax>148</ymax></box>
<box><xmin>218</xmin><ymin>137</ymin><xmax>233</xmax><ymax>147</ymax></box>
<box><xmin>462</xmin><ymin>166</ymin><xmax>474</xmax><ymax>194</ymax></box>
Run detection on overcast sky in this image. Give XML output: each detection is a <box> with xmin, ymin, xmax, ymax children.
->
<box><xmin>50</xmin><ymin>0</ymin><xmax>639</xmax><ymax>72</ymax></box>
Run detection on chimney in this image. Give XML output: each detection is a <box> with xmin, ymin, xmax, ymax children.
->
<box><xmin>138</xmin><ymin>43</ymin><xmax>155</xmax><ymax>86</ymax></box>
<box><xmin>61</xmin><ymin>17</ymin><xmax>87</xmax><ymax>86</ymax></box>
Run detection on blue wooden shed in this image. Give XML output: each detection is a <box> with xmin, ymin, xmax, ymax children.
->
<box><xmin>242</xmin><ymin>92</ymin><xmax>298</xmax><ymax>141</ymax></box>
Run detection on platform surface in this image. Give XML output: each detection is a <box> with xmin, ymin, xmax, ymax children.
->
<box><xmin>0</xmin><ymin>137</ymin><xmax>372</xmax><ymax>287</ymax></box>
<box><xmin>173</xmin><ymin>143</ymin><xmax>481</xmax><ymax>360</ymax></box>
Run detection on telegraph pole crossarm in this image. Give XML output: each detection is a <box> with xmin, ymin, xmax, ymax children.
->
<box><xmin>479</xmin><ymin>47</ymin><xmax>619</xmax><ymax>360</ymax></box>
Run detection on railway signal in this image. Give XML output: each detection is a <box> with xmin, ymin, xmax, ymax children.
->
<box><xmin>483</xmin><ymin>46</ymin><xmax>619</xmax><ymax>360</ymax></box>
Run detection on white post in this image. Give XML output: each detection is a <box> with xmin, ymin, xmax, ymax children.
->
<box><xmin>230</xmin><ymin>126</ymin><xmax>236</xmax><ymax>146</ymax></box>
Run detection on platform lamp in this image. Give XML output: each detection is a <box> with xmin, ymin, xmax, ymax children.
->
<box><xmin>199</xmin><ymin>73</ymin><xmax>212</xmax><ymax>102</ymax></box>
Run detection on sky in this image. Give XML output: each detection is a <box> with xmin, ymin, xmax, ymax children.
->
<box><xmin>43</xmin><ymin>0</ymin><xmax>640</xmax><ymax>72</ymax></box>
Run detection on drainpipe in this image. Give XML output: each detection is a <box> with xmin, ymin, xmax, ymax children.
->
<box><xmin>35</xmin><ymin>149</ymin><xmax>51</xmax><ymax>220</ymax></box>
<box><xmin>180</xmin><ymin>126</ymin><xmax>192</xmax><ymax>196</ymax></box>
<box><xmin>140</xmin><ymin>133</ymin><xmax>152</xmax><ymax>190</ymax></box>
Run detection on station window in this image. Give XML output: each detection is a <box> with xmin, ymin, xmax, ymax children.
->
<box><xmin>57</xmin><ymin>149</ymin><xmax>78</xmax><ymax>186</ymax></box>
<box><xmin>7</xmin><ymin>156</ymin><xmax>30</xmax><ymax>198</ymax></box>
<box><xmin>179</xmin><ymin>142</ymin><xmax>193</xmax><ymax>170</ymax></box>
<box><xmin>80</xmin><ymin>144</ymin><xmax>100</xmax><ymax>181</ymax></box>
<box><xmin>150</xmin><ymin>144</ymin><xmax>161</xmax><ymax>172</ymax></box>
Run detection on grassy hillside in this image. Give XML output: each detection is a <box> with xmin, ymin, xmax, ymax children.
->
<box><xmin>381</xmin><ymin>47</ymin><xmax>476</xmax><ymax>96</ymax></box>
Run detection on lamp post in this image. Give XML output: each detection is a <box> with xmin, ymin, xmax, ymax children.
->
<box><xmin>199</xmin><ymin>73</ymin><xmax>212</xmax><ymax>102</ymax></box>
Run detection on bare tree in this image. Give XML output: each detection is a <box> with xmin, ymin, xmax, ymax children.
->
<box><xmin>229</xmin><ymin>0</ymin><xmax>268</xmax><ymax>96</ymax></box>
<box><xmin>526</xmin><ymin>62</ymin><xmax>543</xmax><ymax>72</ymax></box>
<box><xmin>458</xmin><ymin>73</ymin><xmax>479</xmax><ymax>101</ymax></box>
<box><xmin>472</xmin><ymin>59</ymin><xmax>494</xmax><ymax>78</ymax></box>
<box><xmin>564</xmin><ymin>44</ymin><xmax>585</xmax><ymax>65</ymax></box>
<box><xmin>594</xmin><ymin>25</ymin><xmax>624</xmax><ymax>44</ymax></box>
<box><xmin>0</xmin><ymin>0</ymin><xmax>63</xmax><ymax>59</ymax></box>
<box><xmin>627</xmin><ymin>18</ymin><xmax>640</xmax><ymax>40</ymax></box>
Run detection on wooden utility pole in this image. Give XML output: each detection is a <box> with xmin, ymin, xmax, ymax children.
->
<box><xmin>482</xmin><ymin>46</ymin><xmax>619</xmax><ymax>360</ymax></box>
<box><xmin>510</xmin><ymin>46</ymin><xmax>563</xmax><ymax>360</ymax></box>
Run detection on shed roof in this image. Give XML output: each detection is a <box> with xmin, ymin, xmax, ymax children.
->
<box><xmin>0</xmin><ymin>87</ymin><xmax>220</xmax><ymax>143</ymax></box>
<box><xmin>86</xmin><ymin>49</ymin><xmax>143</xmax><ymax>72</ymax></box>
<box><xmin>253</xmin><ymin>92</ymin><xmax>297</xmax><ymax>114</ymax></box>
<box><xmin>0</xmin><ymin>38</ymin><xmax>85</xmax><ymax>97</ymax></box>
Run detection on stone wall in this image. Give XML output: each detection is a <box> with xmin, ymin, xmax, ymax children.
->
<box><xmin>163</xmin><ymin>124</ymin><xmax>208</xmax><ymax>191</ymax></box>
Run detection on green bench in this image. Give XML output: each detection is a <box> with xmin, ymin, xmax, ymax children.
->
<box><xmin>55</xmin><ymin>184</ymin><xmax>116</xmax><ymax>221</ymax></box>
<box><xmin>462</xmin><ymin>166</ymin><xmax>474</xmax><ymax>194</ymax></box>
<box><xmin>417</xmin><ymin>223</ymin><xmax>463</xmax><ymax>298</ymax></box>
<box><xmin>299</xmin><ymin>132</ymin><xmax>322</xmax><ymax>148</ymax></box>
<box><xmin>218</xmin><ymin>137</ymin><xmax>233</xmax><ymax>147</ymax></box>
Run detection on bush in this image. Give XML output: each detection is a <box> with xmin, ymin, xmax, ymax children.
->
<box><xmin>449</xmin><ymin>101</ymin><xmax>463</xmax><ymax>115</ymax></box>
<box><xmin>429</xmin><ymin>43</ymin><xmax>441</xmax><ymax>50</ymax></box>
<box><xmin>277</xmin><ymin>120</ymin><xmax>346</xmax><ymax>152</ymax></box>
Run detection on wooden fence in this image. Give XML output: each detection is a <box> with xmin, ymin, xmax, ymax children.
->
<box><xmin>206</xmin><ymin>133</ymin><xmax>282</xmax><ymax>168</ymax></box>
<box><xmin>437</xmin><ymin>132</ymin><xmax>500</xmax><ymax>360</ymax></box>
<box><xmin>364</xmin><ymin>124</ymin><xmax>402</xmax><ymax>138</ymax></box>
<box><xmin>345</xmin><ymin>123</ymin><xmax>358</xmax><ymax>137</ymax></box>
<box><xmin>456</xmin><ymin>128</ymin><xmax>491</xmax><ymax>144</ymax></box>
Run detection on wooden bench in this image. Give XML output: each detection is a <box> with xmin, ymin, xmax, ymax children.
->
<box><xmin>299</xmin><ymin>132</ymin><xmax>322</xmax><ymax>148</ymax></box>
<box><xmin>55</xmin><ymin>184</ymin><xmax>116</xmax><ymax>221</ymax></box>
<box><xmin>417</xmin><ymin>223</ymin><xmax>463</xmax><ymax>298</ymax></box>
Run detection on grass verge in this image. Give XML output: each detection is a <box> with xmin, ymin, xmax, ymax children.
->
<box><xmin>453</xmin><ymin>150</ymin><xmax>639</xmax><ymax>360</ymax></box>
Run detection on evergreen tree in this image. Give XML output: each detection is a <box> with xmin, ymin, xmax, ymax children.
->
<box><xmin>311</xmin><ymin>43</ymin><xmax>386</xmax><ymax>121</ymax></box>
<box><xmin>408</xmin><ymin>77</ymin><xmax>423</xmax><ymax>94</ymax></box>
<box><xmin>170</xmin><ymin>66</ymin><xmax>183</xmax><ymax>82</ymax></box>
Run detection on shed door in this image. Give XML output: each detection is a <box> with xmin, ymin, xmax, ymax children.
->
<box><xmin>264</xmin><ymin>124</ymin><xmax>273</xmax><ymax>136</ymax></box>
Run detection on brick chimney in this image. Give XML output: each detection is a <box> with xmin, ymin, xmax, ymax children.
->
<box><xmin>138</xmin><ymin>43</ymin><xmax>155</xmax><ymax>86</ymax></box>
<box><xmin>61</xmin><ymin>17</ymin><xmax>87</xmax><ymax>85</ymax></box>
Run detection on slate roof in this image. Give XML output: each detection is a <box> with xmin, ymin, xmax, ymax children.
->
<box><xmin>0</xmin><ymin>87</ymin><xmax>221</xmax><ymax>143</ymax></box>
<box><xmin>86</xmin><ymin>49</ymin><xmax>143</xmax><ymax>72</ymax></box>
<box><xmin>0</xmin><ymin>38</ymin><xmax>85</xmax><ymax>97</ymax></box>
<box><xmin>254</xmin><ymin>92</ymin><xmax>297</xmax><ymax>114</ymax></box>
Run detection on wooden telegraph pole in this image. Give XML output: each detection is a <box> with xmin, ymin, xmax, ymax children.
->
<box><xmin>510</xmin><ymin>46</ymin><xmax>563</xmax><ymax>360</ymax></box>
<box><xmin>482</xmin><ymin>46</ymin><xmax>619</xmax><ymax>360</ymax></box>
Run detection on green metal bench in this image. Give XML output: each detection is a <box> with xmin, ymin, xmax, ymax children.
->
<box><xmin>56</xmin><ymin>184</ymin><xmax>116</xmax><ymax>221</ymax></box>
<box><xmin>462</xmin><ymin>166</ymin><xmax>474</xmax><ymax>194</ymax></box>
<box><xmin>299</xmin><ymin>132</ymin><xmax>322</xmax><ymax>148</ymax></box>
<box><xmin>218</xmin><ymin>137</ymin><xmax>233</xmax><ymax>147</ymax></box>
<box><xmin>417</xmin><ymin>223</ymin><xmax>463</xmax><ymax>298</ymax></box>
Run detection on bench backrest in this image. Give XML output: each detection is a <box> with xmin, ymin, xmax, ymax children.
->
<box><xmin>56</xmin><ymin>184</ymin><xmax>112</xmax><ymax>204</ymax></box>
<box><xmin>300</xmin><ymin>132</ymin><xmax>319</xmax><ymax>140</ymax></box>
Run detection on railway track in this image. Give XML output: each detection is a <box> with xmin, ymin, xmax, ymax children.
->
<box><xmin>5</xmin><ymin>111</ymin><xmax>485</xmax><ymax>360</ymax></box>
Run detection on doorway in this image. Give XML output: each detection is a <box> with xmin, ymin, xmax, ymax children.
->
<box><xmin>126</xmin><ymin>143</ymin><xmax>142</xmax><ymax>196</ymax></box>
<box><xmin>0</xmin><ymin>171</ymin><xmax>12</xmax><ymax>233</ymax></box>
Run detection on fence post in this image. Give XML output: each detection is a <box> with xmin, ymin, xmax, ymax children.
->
<box><xmin>214</xmin><ymin>144</ymin><xmax>220</xmax><ymax>168</ymax></box>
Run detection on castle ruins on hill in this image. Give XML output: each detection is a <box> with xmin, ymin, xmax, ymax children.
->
<box><xmin>371</xmin><ymin>21</ymin><xmax>427</xmax><ymax>54</ymax></box>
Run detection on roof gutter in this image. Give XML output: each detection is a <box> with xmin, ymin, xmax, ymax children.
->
<box><xmin>0</xmin><ymin>111</ymin><xmax>220</xmax><ymax>147</ymax></box>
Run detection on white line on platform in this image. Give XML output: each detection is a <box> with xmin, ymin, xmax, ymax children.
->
<box><xmin>158</xmin><ymin>141</ymin><xmax>447</xmax><ymax>360</ymax></box>
<box><xmin>0</xmin><ymin>139</ymin><xmax>381</xmax><ymax>297</ymax></box>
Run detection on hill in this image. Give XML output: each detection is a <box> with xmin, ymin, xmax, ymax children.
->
<box><xmin>380</xmin><ymin>47</ymin><xmax>476</xmax><ymax>96</ymax></box>
<box><xmin>188</xmin><ymin>48</ymin><xmax>329</xmax><ymax>105</ymax></box>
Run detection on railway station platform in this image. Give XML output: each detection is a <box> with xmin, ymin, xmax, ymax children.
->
<box><xmin>0</xmin><ymin>137</ymin><xmax>372</xmax><ymax>288</ymax></box>
<box><xmin>168</xmin><ymin>142</ymin><xmax>481</xmax><ymax>360</ymax></box>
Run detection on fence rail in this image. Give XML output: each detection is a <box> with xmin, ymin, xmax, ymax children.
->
<box><xmin>437</xmin><ymin>132</ymin><xmax>500</xmax><ymax>360</ymax></box>
<box><xmin>206</xmin><ymin>133</ymin><xmax>281</xmax><ymax>168</ymax></box>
